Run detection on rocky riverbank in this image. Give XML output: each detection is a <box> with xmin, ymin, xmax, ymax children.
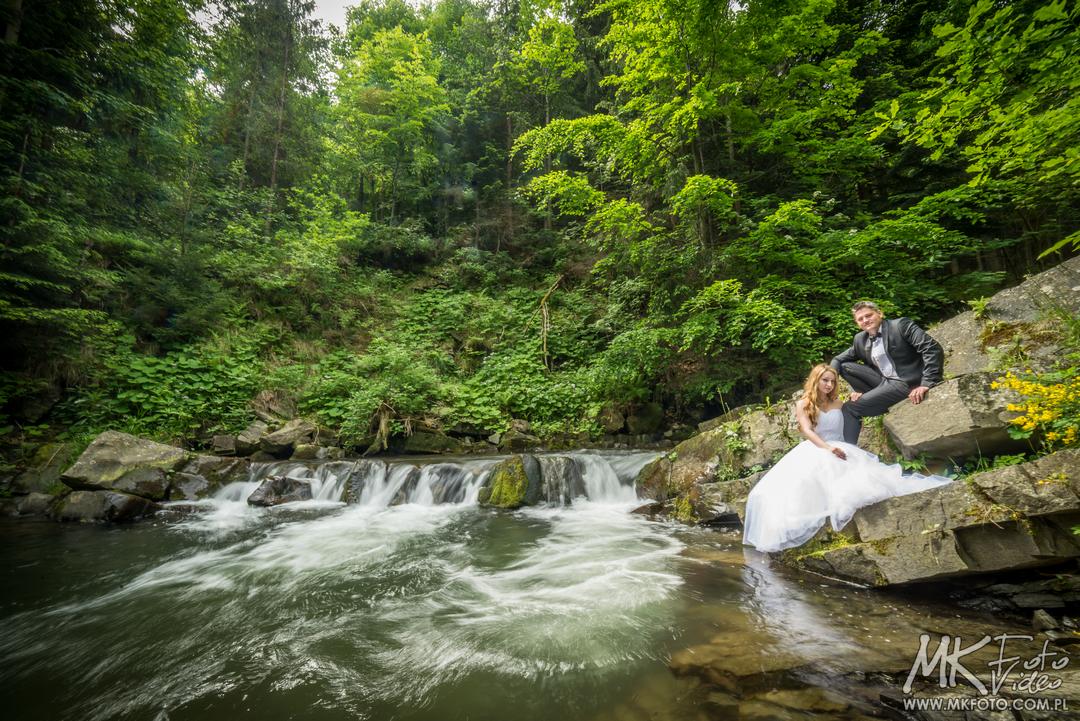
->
<box><xmin>635</xmin><ymin>255</ymin><xmax>1080</xmax><ymax>589</ymax></box>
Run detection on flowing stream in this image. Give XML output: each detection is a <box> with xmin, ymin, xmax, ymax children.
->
<box><xmin>0</xmin><ymin>451</ymin><xmax>1046</xmax><ymax>720</ymax></box>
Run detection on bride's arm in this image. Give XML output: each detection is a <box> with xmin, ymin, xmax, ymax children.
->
<box><xmin>795</xmin><ymin>401</ymin><xmax>847</xmax><ymax>460</ymax></box>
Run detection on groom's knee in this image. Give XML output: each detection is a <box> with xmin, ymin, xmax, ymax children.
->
<box><xmin>838</xmin><ymin>362</ymin><xmax>860</xmax><ymax>381</ymax></box>
<box><xmin>841</xmin><ymin>400</ymin><xmax>863</xmax><ymax>420</ymax></box>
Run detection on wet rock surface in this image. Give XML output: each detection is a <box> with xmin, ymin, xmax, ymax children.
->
<box><xmin>478</xmin><ymin>454</ymin><xmax>543</xmax><ymax>508</ymax></box>
<box><xmin>246</xmin><ymin>475</ymin><xmax>313</xmax><ymax>506</ymax></box>
<box><xmin>53</xmin><ymin>490</ymin><xmax>158</xmax><ymax>522</ymax></box>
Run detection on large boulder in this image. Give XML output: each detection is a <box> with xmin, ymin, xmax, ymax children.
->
<box><xmin>53</xmin><ymin>490</ymin><xmax>159</xmax><ymax>523</ymax></box>
<box><xmin>246</xmin><ymin>475</ymin><xmax>312</xmax><ymax>506</ymax></box>
<box><xmin>637</xmin><ymin>402</ymin><xmax>798</xmax><ymax>501</ymax></box>
<box><xmin>537</xmin><ymin>455</ymin><xmax>586</xmax><ymax>504</ymax></box>
<box><xmin>478</xmin><ymin>454</ymin><xmax>543</xmax><ymax>509</ymax></box>
<box><xmin>792</xmin><ymin>450</ymin><xmax>1080</xmax><ymax>586</ymax></box>
<box><xmin>290</xmin><ymin>443</ymin><xmax>321</xmax><ymax>460</ymax></box>
<box><xmin>343</xmin><ymin>459</ymin><xmax>387</xmax><ymax>505</ymax></box>
<box><xmin>695</xmin><ymin>470</ymin><xmax>766</xmax><ymax>525</ymax></box>
<box><xmin>211</xmin><ymin>434</ymin><xmax>237</xmax><ymax>456</ymax></box>
<box><xmin>13</xmin><ymin>492</ymin><xmax>59</xmax><ymax>516</ymax></box>
<box><xmin>259</xmin><ymin>418</ymin><xmax>318</xmax><ymax>458</ymax></box>
<box><xmin>930</xmin><ymin>255</ymin><xmax>1080</xmax><ymax>377</ymax></box>
<box><xmin>181</xmin><ymin>455</ymin><xmax>250</xmax><ymax>487</ymax></box>
<box><xmin>883</xmin><ymin>372</ymin><xmax>1023</xmax><ymax>460</ymax></box>
<box><xmin>165</xmin><ymin>455</ymin><xmax>250</xmax><ymax>501</ymax></box>
<box><xmin>61</xmin><ymin>431</ymin><xmax>191</xmax><ymax>501</ymax></box>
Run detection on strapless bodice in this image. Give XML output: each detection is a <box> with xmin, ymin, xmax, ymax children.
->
<box><xmin>813</xmin><ymin>408</ymin><xmax>845</xmax><ymax>443</ymax></box>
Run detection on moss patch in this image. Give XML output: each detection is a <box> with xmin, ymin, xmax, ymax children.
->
<box><xmin>782</xmin><ymin>529</ymin><xmax>857</xmax><ymax>563</ymax></box>
<box><xmin>482</xmin><ymin>456</ymin><xmax>539</xmax><ymax>509</ymax></box>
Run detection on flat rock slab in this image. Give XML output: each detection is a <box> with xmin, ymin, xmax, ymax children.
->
<box><xmin>884</xmin><ymin>372</ymin><xmax>1025</xmax><ymax>460</ymax></box>
<box><xmin>796</xmin><ymin>451</ymin><xmax>1080</xmax><ymax>586</ymax></box>
<box><xmin>964</xmin><ymin>448</ymin><xmax>1080</xmax><ymax>516</ymax></box>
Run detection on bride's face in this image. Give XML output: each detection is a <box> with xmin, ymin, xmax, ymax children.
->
<box><xmin>818</xmin><ymin>372</ymin><xmax>837</xmax><ymax>397</ymax></box>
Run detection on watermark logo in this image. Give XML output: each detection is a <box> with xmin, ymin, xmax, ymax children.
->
<box><xmin>901</xmin><ymin>633</ymin><xmax>1070</xmax><ymax>711</ymax></box>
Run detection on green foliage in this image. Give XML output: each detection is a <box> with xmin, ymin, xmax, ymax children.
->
<box><xmin>59</xmin><ymin>332</ymin><xmax>265</xmax><ymax>443</ymax></box>
<box><xmin>956</xmin><ymin>453</ymin><xmax>1030</xmax><ymax>479</ymax></box>
<box><xmin>1</xmin><ymin>0</ymin><xmax>1076</xmax><ymax>453</ymax></box>
<box><xmin>338</xmin><ymin>341</ymin><xmax>445</xmax><ymax>448</ymax></box>
<box><xmin>967</xmin><ymin>297</ymin><xmax>991</xmax><ymax>320</ymax></box>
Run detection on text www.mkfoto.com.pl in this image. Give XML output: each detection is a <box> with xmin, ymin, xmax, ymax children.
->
<box><xmin>902</xmin><ymin>697</ymin><xmax>1067</xmax><ymax>712</ymax></box>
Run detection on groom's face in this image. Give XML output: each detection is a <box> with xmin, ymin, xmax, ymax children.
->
<box><xmin>853</xmin><ymin>307</ymin><xmax>883</xmax><ymax>335</ymax></box>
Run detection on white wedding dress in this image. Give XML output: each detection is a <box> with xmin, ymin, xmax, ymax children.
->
<box><xmin>742</xmin><ymin>408</ymin><xmax>952</xmax><ymax>552</ymax></box>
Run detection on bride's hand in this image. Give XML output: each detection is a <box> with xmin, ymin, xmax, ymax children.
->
<box><xmin>830</xmin><ymin>446</ymin><xmax>847</xmax><ymax>461</ymax></box>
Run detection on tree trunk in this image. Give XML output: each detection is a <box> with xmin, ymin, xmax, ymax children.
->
<box><xmin>502</xmin><ymin>113</ymin><xmax>513</xmax><ymax>252</ymax></box>
<box><xmin>264</xmin><ymin>39</ymin><xmax>290</xmax><ymax>234</ymax></box>
<box><xmin>543</xmin><ymin>94</ymin><xmax>552</xmax><ymax>230</ymax></box>
<box><xmin>390</xmin><ymin>154</ymin><xmax>401</xmax><ymax>223</ymax></box>
<box><xmin>725</xmin><ymin>113</ymin><xmax>734</xmax><ymax>165</ymax></box>
<box><xmin>239</xmin><ymin>86</ymin><xmax>257</xmax><ymax>191</ymax></box>
<box><xmin>13</xmin><ymin>129</ymin><xmax>29</xmax><ymax>197</ymax></box>
<box><xmin>4</xmin><ymin>0</ymin><xmax>22</xmax><ymax>44</ymax></box>
<box><xmin>180</xmin><ymin>158</ymin><xmax>195</xmax><ymax>253</ymax></box>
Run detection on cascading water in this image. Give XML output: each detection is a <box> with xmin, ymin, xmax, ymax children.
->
<box><xmin>214</xmin><ymin>450</ymin><xmax>658</xmax><ymax>511</ymax></box>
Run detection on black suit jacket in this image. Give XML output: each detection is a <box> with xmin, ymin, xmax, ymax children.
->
<box><xmin>830</xmin><ymin>317</ymin><xmax>944</xmax><ymax>388</ymax></box>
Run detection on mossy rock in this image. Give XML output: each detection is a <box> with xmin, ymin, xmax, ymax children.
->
<box><xmin>480</xmin><ymin>454</ymin><xmax>543</xmax><ymax>509</ymax></box>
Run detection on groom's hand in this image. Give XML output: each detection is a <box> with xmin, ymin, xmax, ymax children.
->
<box><xmin>909</xmin><ymin>386</ymin><xmax>929</xmax><ymax>404</ymax></box>
<box><xmin>849</xmin><ymin>392</ymin><xmax>863</xmax><ymax>402</ymax></box>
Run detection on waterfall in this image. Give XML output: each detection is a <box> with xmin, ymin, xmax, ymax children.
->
<box><xmin>210</xmin><ymin>450</ymin><xmax>660</xmax><ymax>510</ymax></box>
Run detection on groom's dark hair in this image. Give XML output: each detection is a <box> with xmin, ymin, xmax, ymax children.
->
<box><xmin>851</xmin><ymin>300</ymin><xmax>881</xmax><ymax>313</ymax></box>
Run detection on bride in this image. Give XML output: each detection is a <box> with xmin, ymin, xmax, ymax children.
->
<box><xmin>743</xmin><ymin>364</ymin><xmax>951</xmax><ymax>552</ymax></box>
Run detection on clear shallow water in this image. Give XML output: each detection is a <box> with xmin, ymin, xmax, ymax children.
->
<box><xmin>0</xmin><ymin>452</ymin><xmax>1045</xmax><ymax>721</ymax></box>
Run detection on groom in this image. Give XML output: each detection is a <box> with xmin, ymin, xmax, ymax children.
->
<box><xmin>830</xmin><ymin>301</ymin><xmax>944</xmax><ymax>445</ymax></box>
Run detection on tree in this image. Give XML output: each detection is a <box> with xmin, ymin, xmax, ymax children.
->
<box><xmin>330</xmin><ymin>27</ymin><xmax>450</xmax><ymax>222</ymax></box>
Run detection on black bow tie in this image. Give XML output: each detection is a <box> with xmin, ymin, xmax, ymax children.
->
<box><xmin>869</xmin><ymin>334</ymin><xmax>881</xmax><ymax>341</ymax></box>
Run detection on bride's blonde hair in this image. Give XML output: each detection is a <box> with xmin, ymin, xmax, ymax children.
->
<box><xmin>801</xmin><ymin>364</ymin><xmax>839</xmax><ymax>428</ymax></box>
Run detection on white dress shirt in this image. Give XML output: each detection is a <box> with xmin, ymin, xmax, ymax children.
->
<box><xmin>870</xmin><ymin>333</ymin><xmax>900</xmax><ymax>380</ymax></box>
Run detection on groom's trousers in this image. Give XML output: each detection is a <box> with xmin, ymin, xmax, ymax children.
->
<box><xmin>837</xmin><ymin>362</ymin><xmax>910</xmax><ymax>445</ymax></box>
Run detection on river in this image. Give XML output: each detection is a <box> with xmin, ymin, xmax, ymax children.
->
<box><xmin>0</xmin><ymin>451</ymin><xmax>1058</xmax><ymax>720</ymax></box>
